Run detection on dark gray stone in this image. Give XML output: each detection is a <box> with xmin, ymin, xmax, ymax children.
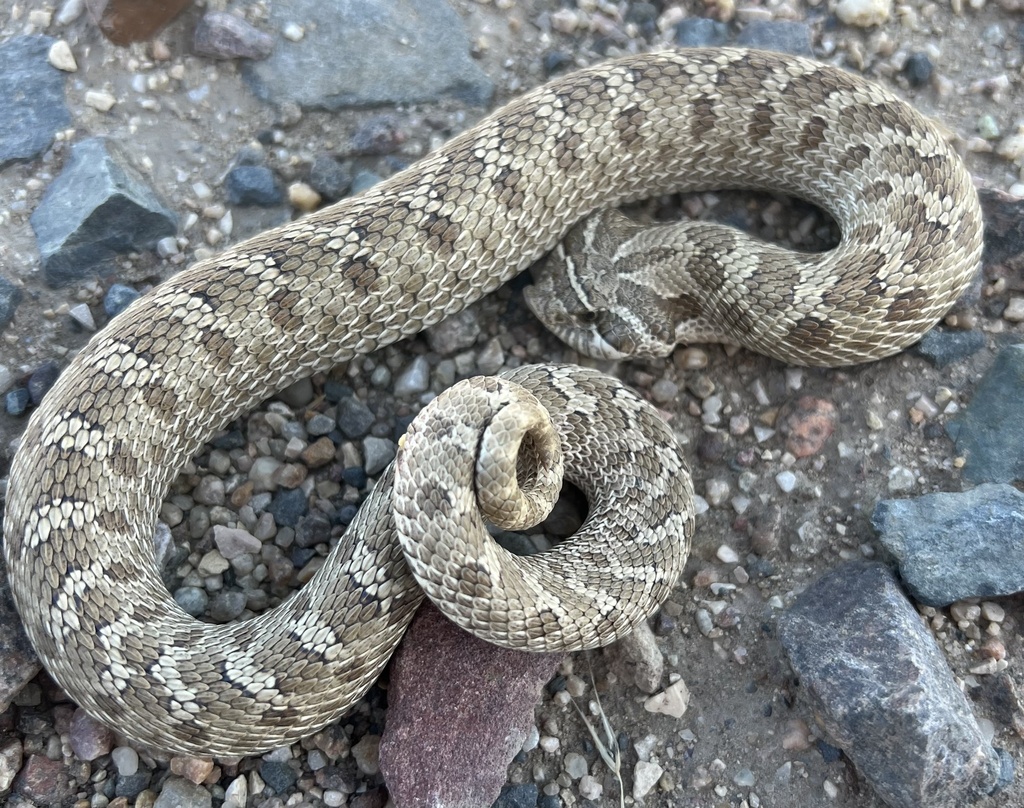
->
<box><xmin>115</xmin><ymin>770</ymin><xmax>152</xmax><ymax>798</ymax></box>
<box><xmin>208</xmin><ymin>591</ymin><xmax>247</xmax><ymax>622</ymax></box>
<box><xmin>337</xmin><ymin>396</ymin><xmax>375</xmax><ymax>439</ymax></box>
<box><xmin>0</xmin><ymin>36</ymin><xmax>71</xmax><ymax>167</ymax></box>
<box><xmin>736</xmin><ymin>21</ymin><xmax>814</xmax><ymax>56</ymax></box>
<box><xmin>914</xmin><ymin>327</ymin><xmax>986</xmax><ymax>367</ymax></box>
<box><xmin>260</xmin><ymin>760</ymin><xmax>298</xmax><ymax>793</ymax></box>
<box><xmin>351</xmin><ymin>170</ymin><xmax>384</xmax><ymax>194</ymax></box>
<box><xmin>30</xmin><ymin>138</ymin><xmax>177</xmax><ymax>286</ymax></box>
<box><xmin>873</xmin><ymin>483</ymin><xmax>1024</xmax><ymax>605</ymax></box>
<box><xmin>904</xmin><ymin>52</ymin><xmax>934</xmax><ymax>87</ymax></box>
<box><xmin>242</xmin><ymin>0</ymin><xmax>493</xmax><ymax>110</ymax></box>
<box><xmin>948</xmin><ymin>343</ymin><xmax>1024</xmax><ymax>484</ymax></box>
<box><xmin>103</xmin><ymin>283</ymin><xmax>141</xmax><ymax>317</ymax></box>
<box><xmin>267</xmin><ymin>487</ymin><xmax>308</xmax><ymax>527</ymax></box>
<box><xmin>309</xmin><ymin>154</ymin><xmax>352</xmax><ymax>201</ymax></box>
<box><xmin>5</xmin><ymin>388</ymin><xmax>30</xmax><ymax>416</ymax></box>
<box><xmin>173</xmin><ymin>586</ymin><xmax>209</xmax><ymax>617</ymax></box>
<box><xmin>492</xmin><ymin>784</ymin><xmax>540</xmax><ymax>808</ymax></box>
<box><xmin>0</xmin><ymin>276</ymin><xmax>23</xmax><ymax>330</ymax></box>
<box><xmin>225</xmin><ymin>165</ymin><xmax>282</xmax><ymax>207</ymax></box>
<box><xmin>295</xmin><ymin>512</ymin><xmax>332</xmax><ymax>548</ymax></box>
<box><xmin>363</xmin><ymin>436</ymin><xmax>396</xmax><ymax>476</ymax></box>
<box><xmin>779</xmin><ymin>563</ymin><xmax>1004</xmax><ymax>808</ymax></box>
<box><xmin>674</xmin><ymin>19</ymin><xmax>730</xmax><ymax>48</ymax></box>
<box><xmin>27</xmin><ymin>360</ymin><xmax>60</xmax><ymax>405</ymax></box>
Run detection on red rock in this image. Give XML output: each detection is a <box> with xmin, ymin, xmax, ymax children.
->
<box><xmin>780</xmin><ymin>396</ymin><xmax>838</xmax><ymax>458</ymax></box>
<box><xmin>86</xmin><ymin>0</ymin><xmax>192</xmax><ymax>46</ymax></box>
<box><xmin>14</xmin><ymin>754</ymin><xmax>75</xmax><ymax>805</ymax></box>
<box><xmin>380</xmin><ymin>603</ymin><xmax>562</xmax><ymax>808</ymax></box>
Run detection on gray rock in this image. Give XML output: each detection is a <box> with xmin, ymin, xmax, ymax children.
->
<box><xmin>193</xmin><ymin>11</ymin><xmax>275</xmax><ymax>60</ymax></box>
<box><xmin>260</xmin><ymin>760</ymin><xmax>298</xmax><ymax>793</ymax></box>
<box><xmin>5</xmin><ymin>388</ymin><xmax>30</xmax><ymax>416</ymax></box>
<box><xmin>736</xmin><ymin>21</ymin><xmax>814</xmax><ymax>56</ymax></box>
<box><xmin>153</xmin><ymin>775</ymin><xmax>212</xmax><ymax>808</ymax></box>
<box><xmin>0</xmin><ymin>277</ymin><xmax>23</xmax><ymax>331</ymax></box>
<box><xmin>380</xmin><ymin>604</ymin><xmax>561</xmax><ymax>808</ymax></box>
<box><xmin>267</xmin><ymin>487</ymin><xmax>308</xmax><ymax>527</ymax></box>
<box><xmin>914</xmin><ymin>327</ymin><xmax>986</xmax><ymax>367</ymax></box>
<box><xmin>779</xmin><ymin>563</ymin><xmax>1004</xmax><ymax>808</ymax></box>
<box><xmin>394</xmin><ymin>356</ymin><xmax>430</xmax><ymax>396</ymax></box>
<box><xmin>173</xmin><ymin>586</ymin><xmax>209</xmax><ymax>617</ymax></box>
<box><xmin>225</xmin><ymin>164</ymin><xmax>282</xmax><ymax>207</ymax></box>
<box><xmin>873</xmin><ymin>483</ymin><xmax>1024</xmax><ymax>605</ymax></box>
<box><xmin>948</xmin><ymin>343</ymin><xmax>1024</xmax><ymax>484</ymax></box>
<box><xmin>363</xmin><ymin>436</ymin><xmax>396</xmax><ymax>476</ymax></box>
<box><xmin>427</xmin><ymin>306</ymin><xmax>481</xmax><ymax>354</ymax></box>
<box><xmin>30</xmin><ymin>138</ymin><xmax>177</xmax><ymax>286</ymax></box>
<box><xmin>336</xmin><ymin>396</ymin><xmax>375</xmax><ymax>439</ymax></box>
<box><xmin>27</xmin><ymin>360</ymin><xmax>60</xmax><ymax>404</ymax></box>
<box><xmin>0</xmin><ymin>36</ymin><xmax>71</xmax><ymax>167</ymax></box>
<box><xmin>308</xmin><ymin>154</ymin><xmax>352</xmax><ymax>201</ymax></box>
<box><xmin>674</xmin><ymin>18</ymin><xmax>731</xmax><ymax>48</ymax></box>
<box><xmin>209</xmin><ymin>591</ymin><xmax>247</xmax><ymax>622</ymax></box>
<box><xmin>242</xmin><ymin>0</ymin><xmax>493</xmax><ymax>110</ymax></box>
<box><xmin>69</xmin><ymin>708</ymin><xmax>114</xmax><ymax>761</ymax></box>
<box><xmin>103</xmin><ymin>283</ymin><xmax>141</xmax><ymax>317</ymax></box>
<box><xmin>492</xmin><ymin>784</ymin><xmax>540</xmax><ymax>808</ymax></box>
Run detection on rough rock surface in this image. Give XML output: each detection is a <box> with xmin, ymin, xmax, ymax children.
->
<box><xmin>779</xmin><ymin>563</ymin><xmax>1005</xmax><ymax>808</ymax></box>
<box><xmin>29</xmin><ymin>137</ymin><xmax>177</xmax><ymax>286</ymax></box>
<box><xmin>380</xmin><ymin>603</ymin><xmax>562</xmax><ymax>808</ymax></box>
<box><xmin>873</xmin><ymin>483</ymin><xmax>1024</xmax><ymax>606</ymax></box>
<box><xmin>242</xmin><ymin>0</ymin><xmax>493</xmax><ymax>109</ymax></box>
<box><xmin>0</xmin><ymin>35</ymin><xmax>71</xmax><ymax>167</ymax></box>
<box><xmin>948</xmin><ymin>343</ymin><xmax>1024</xmax><ymax>484</ymax></box>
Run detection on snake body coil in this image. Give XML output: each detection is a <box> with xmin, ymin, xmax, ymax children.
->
<box><xmin>4</xmin><ymin>49</ymin><xmax>981</xmax><ymax>755</ymax></box>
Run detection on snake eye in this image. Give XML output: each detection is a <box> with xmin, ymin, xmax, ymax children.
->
<box><xmin>580</xmin><ymin>310</ymin><xmax>599</xmax><ymax>324</ymax></box>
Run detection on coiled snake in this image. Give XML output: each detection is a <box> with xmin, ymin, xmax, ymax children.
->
<box><xmin>3</xmin><ymin>49</ymin><xmax>981</xmax><ymax>755</ymax></box>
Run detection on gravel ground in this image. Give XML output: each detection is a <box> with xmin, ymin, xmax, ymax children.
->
<box><xmin>1</xmin><ymin>1</ymin><xmax>1024</xmax><ymax>807</ymax></box>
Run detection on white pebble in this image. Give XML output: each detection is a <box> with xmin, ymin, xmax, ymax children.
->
<box><xmin>705</xmin><ymin>479</ymin><xmax>730</xmax><ymax>507</ymax></box>
<box><xmin>539</xmin><ymin>735</ymin><xmax>560</xmax><ymax>753</ymax></box>
<box><xmin>48</xmin><ymin>39</ymin><xmax>77</xmax><ymax>71</ymax></box>
<box><xmin>85</xmin><ymin>90</ymin><xmax>117</xmax><ymax>112</ymax></box>
<box><xmin>835</xmin><ymin>0</ymin><xmax>891</xmax><ymax>26</ymax></box>
<box><xmin>887</xmin><ymin>465</ymin><xmax>915</xmax><ymax>493</ymax></box>
<box><xmin>111</xmin><ymin>746</ymin><xmax>138</xmax><ymax>776</ymax></box>
<box><xmin>69</xmin><ymin>303</ymin><xmax>95</xmax><ymax>331</ymax></box>
<box><xmin>1003</xmin><ymin>297</ymin><xmax>1024</xmax><ymax>322</ymax></box>
<box><xmin>775</xmin><ymin>470</ymin><xmax>797</xmax><ymax>493</ymax></box>
<box><xmin>521</xmin><ymin>725</ymin><xmax>540</xmax><ymax>752</ymax></box>
<box><xmin>579</xmin><ymin>774</ymin><xmax>603</xmax><ymax>800</ymax></box>
<box><xmin>282</xmin><ymin>22</ymin><xmax>305</xmax><ymax>41</ymax></box>
<box><xmin>716</xmin><ymin>544</ymin><xmax>740</xmax><ymax>564</ymax></box>
<box><xmin>632</xmin><ymin>761</ymin><xmax>664</xmax><ymax>799</ymax></box>
<box><xmin>644</xmin><ymin>680</ymin><xmax>690</xmax><ymax>718</ymax></box>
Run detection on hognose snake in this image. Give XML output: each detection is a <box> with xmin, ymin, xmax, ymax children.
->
<box><xmin>4</xmin><ymin>49</ymin><xmax>981</xmax><ymax>755</ymax></box>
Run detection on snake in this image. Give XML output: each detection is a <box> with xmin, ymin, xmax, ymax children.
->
<box><xmin>3</xmin><ymin>49</ymin><xmax>982</xmax><ymax>756</ymax></box>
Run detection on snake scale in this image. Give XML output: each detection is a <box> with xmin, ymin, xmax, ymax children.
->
<box><xmin>4</xmin><ymin>49</ymin><xmax>981</xmax><ymax>756</ymax></box>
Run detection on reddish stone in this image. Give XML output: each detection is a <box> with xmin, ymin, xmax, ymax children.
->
<box><xmin>14</xmin><ymin>754</ymin><xmax>75</xmax><ymax>805</ymax></box>
<box><xmin>380</xmin><ymin>603</ymin><xmax>562</xmax><ymax>808</ymax></box>
<box><xmin>780</xmin><ymin>396</ymin><xmax>838</xmax><ymax>458</ymax></box>
<box><xmin>87</xmin><ymin>0</ymin><xmax>192</xmax><ymax>46</ymax></box>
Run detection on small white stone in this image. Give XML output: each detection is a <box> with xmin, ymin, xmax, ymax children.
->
<box><xmin>644</xmin><ymin>680</ymin><xmax>690</xmax><ymax>718</ymax></box>
<box><xmin>521</xmin><ymin>725</ymin><xmax>540</xmax><ymax>752</ymax></box>
<box><xmin>705</xmin><ymin>479</ymin><xmax>730</xmax><ymax>507</ymax></box>
<box><xmin>633</xmin><ymin>761</ymin><xmax>664</xmax><ymax>799</ymax></box>
<box><xmin>775</xmin><ymin>470</ymin><xmax>797</xmax><ymax>493</ymax></box>
<box><xmin>1003</xmin><ymin>297</ymin><xmax>1024</xmax><ymax>322</ymax></box>
<box><xmin>223</xmin><ymin>775</ymin><xmax>248</xmax><ymax>808</ymax></box>
<box><xmin>69</xmin><ymin>303</ymin><xmax>95</xmax><ymax>331</ymax></box>
<box><xmin>835</xmin><ymin>0</ymin><xmax>891</xmax><ymax>26</ymax></box>
<box><xmin>156</xmin><ymin>236</ymin><xmax>179</xmax><ymax>257</ymax></box>
<box><xmin>981</xmin><ymin>602</ymin><xmax>1006</xmax><ymax>623</ymax></box>
<box><xmin>887</xmin><ymin>465</ymin><xmax>915</xmax><ymax>493</ymax></box>
<box><xmin>578</xmin><ymin>774</ymin><xmax>603</xmax><ymax>800</ymax></box>
<box><xmin>57</xmin><ymin>0</ymin><xmax>86</xmax><ymax>26</ymax></box>
<box><xmin>85</xmin><ymin>90</ymin><xmax>117</xmax><ymax>112</ymax></box>
<box><xmin>539</xmin><ymin>735</ymin><xmax>560</xmax><ymax>753</ymax></box>
<box><xmin>48</xmin><ymin>39</ymin><xmax>77</xmax><ymax>71</ymax></box>
<box><xmin>282</xmin><ymin>22</ymin><xmax>305</xmax><ymax>41</ymax></box>
<box><xmin>716</xmin><ymin>544</ymin><xmax>740</xmax><ymax>564</ymax></box>
<box><xmin>111</xmin><ymin>747</ymin><xmax>138</xmax><ymax>776</ymax></box>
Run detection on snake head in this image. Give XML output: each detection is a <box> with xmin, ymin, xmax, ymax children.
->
<box><xmin>525</xmin><ymin>211</ymin><xmax>673</xmax><ymax>361</ymax></box>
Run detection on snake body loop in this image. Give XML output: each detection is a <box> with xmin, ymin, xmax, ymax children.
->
<box><xmin>3</xmin><ymin>49</ymin><xmax>981</xmax><ymax>755</ymax></box>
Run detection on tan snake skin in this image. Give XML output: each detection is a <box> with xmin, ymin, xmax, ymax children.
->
<box><xmin>4</xmin><ymin>49</ymin><xmax>982</xmax><ymax>756</ymax></box>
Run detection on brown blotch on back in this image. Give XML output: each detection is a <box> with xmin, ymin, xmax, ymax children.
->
<box><xmin>669</xmin><ymin>293</ymin><xmax>704</xmax><ymax>322</ymax></box>
<box><xmin>789</xmin><ymin>316</ymin><xmax>837</xmax><ymax>348</ymax></box>
<box><xmin>747</xmin><ymin>100</ymin><xmax>775</xmax><ymax>145</ymax></box>
<box><xmin>837</xmin><ymin>143</ymin><xmax>873</xmax><ymax>175</ymax></box>
<box><xmin>797</xmin><ymin>114</ymin><xmax>828</xmax><ymax>154</ymax></box>
<box><xmin>884</xmin><ymin>288</ymin><xmax>930</xmax><ymax>323</ymax></box>
<box><xmin>614</xmin><ymin>105</ymin><xmax>646</xmax><ymax>147</ymax></box>
<box><xmin>690</xmin><ymin>93</ymin><xmax>717</xmax><ymax>143</ymax></box>
<box><xmin>268</xmin><ymin>287</ymin><xmax>301</xmax><ymax>330</ymax></box>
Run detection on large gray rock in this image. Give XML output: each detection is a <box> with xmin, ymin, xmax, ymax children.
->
<box><xmin>0</xmin><ymin>36</ymin><xmax>71</xmax><ymax>168</ymax></box>
<box><xmin>30</xmin><ymin>138</ymin><xmax>177</xmax><ymax>286</ymax></box>
<box><xmin>379</xmin><ymin>603</ymin><xmax>562</xmax><ymax>808</ymax></box>
<box><xmin>242</xmin><ymin>0</ymin><xmax>493</xmax><ymax>109</ymax></box>
<box><xmin>948</xmin><ymin>343</ymin><xmax>1024</xmax><ymax>484</ymax></box>
<box><xmin>779</xmin><ymin>563</ymin><xmax>1006</xmax><ymax>808</ymax></box>
<box><xmin>0</xmin><ymin>563</ymin><xmax>40</xmax><ymax>717</ymax></box>
<box><xmin>0</xmin><ymin>277</ymin><xmax>23</xmax><ymax>330</ymax></box>
<box><xmin>873</xmin><ymin>483</ymin><xmax>1024</xmax><ymax>606</ymax></box>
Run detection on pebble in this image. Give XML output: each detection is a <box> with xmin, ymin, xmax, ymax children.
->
<box><xmin>193</xmin><ymin>11</ymin><xmax>275</xmax><ymax>60</ymax></box>
<box><xmin>174</xmin><ymin>586</ymin><xmax>208</xmax><ymax>616</ymax></box>
<box><xmin>104</xmin><ymin>283</ymin><xmax>141</xmax><ymax>316</ymax></box>
<box><xmin>394</xmin><ymin>356</ymin><xmax>430</xmax><ymax>395</ymax></box>
<box><xmin>260</xmin><ymin>760</ymin><xmax>298</xmax><ymax>793</ymax></box>
<box><xmin>68</xmin><ymin>303</ymin><xmax>96</xmax><ymax>331</ymax></box>
<box><xmin>674</xmin><ymin>18</ymin><xmax>730</xmax><ymax>47</ymax></box>
<box><xmin>363</xmin><ymin>436</ymin><xmax>396</xmax><ymax>475</ymax></box>
<box><xmin>734</xmin><ymin>768</ymin><xmax>756</xmax><ymax>787</ymax></box>
<box><xmin>578</xmin><ymin>774</ymin><xmax>603</xmax><ymax>800</ymax></box>
<box><xmin>775</xmin><ymin>470</ymin><xmax>797</xmax><ymax>493</ymax></box>
<box><xmin>493</xmin><ymin>784</ymin><xmax>539</xmax><ymax>808</ymax></box>
<box><xmin>563</xmin><ymin>752</ymin><xmax>588</xmax><ymax>779</ymax></box>
<box><xmin>288</xmin><ymin>181</ymin><xmax>321</xmax><ymax>212</ymax></box>
<box><xmin>632</xmin><ymin>761</ymin><xmax>664</xmax><ymax>799</ymax></box>
<box><xmin>28</xmin><ymin>360</ymin><xmax>60</xmax><ymax>404</ymax></box>
<box><xmin>716</xmin><ymin>544</ymin><xmax>740</xmax><ymax>564</ymax></box>
<box><xmin>213</xmin><ymin>525</ymin><xmax>261</xmax><ymax>558</ymax></box>
<box><xmin>309</xmin><ymin>154</ymin><xmax>352</xmax><ymax>201</ymax></box>
<box><xmin>887</xmin><ymin>465</ymin><xmax>916</xmax><ymax>493</ymax></box>
<box><xmin>153</xmin><ymin>776</ymin><xmax>212</xmax><ymax>808</ymax></box>
<box><xmin>69</xmin><ymin>708</ymin><xmax>114</xmax><ymax>760</ymax></box>
<box><xmin>352</xmin><ymin>735</ymin><xmax>381</xmax><ymax>775</ymax></box>
<box><xmin>705</xmin><ymin>479</ymin><xmax>730</xmax><ymax>507</ymax></box>
<box><xmin>48</xmin><ymin>39</ymin><xmax>77</xmax><ymax>71</ymax></box>
<box><xmin>225</xmin><ymin>165</ymin><xmax>282</xmax><ymax>207</ymax></box>
<box><xmin>85</xmin><ymin>89</ymin><xmax>117</xmax><ymax>111</ymax></box>
<box><xmin>644</xmin><ymin>680</ymin><xmax>690</xmax><ymax>718</ymax></box>
<box><xmin>836</xmin><ymin>0</ymin><xmax>892</xmax><ymax>26</ymax></box>
<box><xmin>903</xmin><ymin>52</ymin><xmax>933</xmax><ymax>86</ymax></box>
<box><xmin>1003</xmin><ymin>297</ymin><xmax>1024</xmax><ymax>322</ymax></box>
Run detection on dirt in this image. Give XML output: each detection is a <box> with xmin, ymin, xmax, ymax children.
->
<box><xmin>1</xmin><ymin>1</ymin><xmax>1023</xmax><ymax>807</ymax></box>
